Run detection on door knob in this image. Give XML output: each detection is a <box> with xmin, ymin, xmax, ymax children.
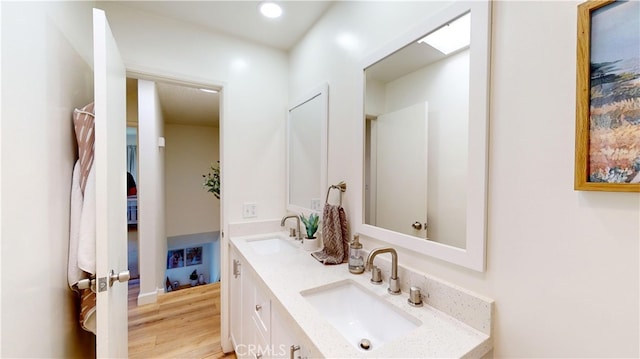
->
<box><xmin>109</xmin><ymin>269</ymin><xmax>130</xmax><ymax>287</ymax></box>
<box><xmin>411</xmin><ymin>221</ymin><xmax>423</xmax><ymax>230</ymax></box>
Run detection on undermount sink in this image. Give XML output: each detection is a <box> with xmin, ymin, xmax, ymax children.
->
<box><xmin>300</xmin><ymin>279</ymin><xmax>421</xmax><ymax>352</ymax></box>
<box><xmin>247</xmin><ymin>237</ymin><xmax>296</xmax><ymax>255</ymax></box>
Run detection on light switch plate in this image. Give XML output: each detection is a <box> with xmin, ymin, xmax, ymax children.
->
<box><xmin>243</xmin><ymin>202</ymin><xmax>257</xmax><ymax>218</ymax></box>
<box><xmin>310</xmin><ymin>198</ymin><xmax>321</xmax><ymax>211</ymax></box>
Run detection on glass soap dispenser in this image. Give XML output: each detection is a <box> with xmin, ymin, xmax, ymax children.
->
<box><xmin>349</xmin><ymin>234</ymin><xmax>365</xmax><ymax>274</ymax></box>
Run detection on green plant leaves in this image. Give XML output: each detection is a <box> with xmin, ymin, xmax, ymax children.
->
<box><xmin>300</xmin><ymin>213</ymin><xmax>319</xmax><ymax>238</ymax></box>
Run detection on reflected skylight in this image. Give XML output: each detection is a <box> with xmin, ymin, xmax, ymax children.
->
<box><xmin>418</xmin><ymin>13</ymin><xmax>471</xmax><ymax>55</ymax></box>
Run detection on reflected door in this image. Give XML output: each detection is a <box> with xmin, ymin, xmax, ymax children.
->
<box><xmin>371</xmin><ymin>102</ymin><xmax>428</xmax><ymax>238</ymax></box>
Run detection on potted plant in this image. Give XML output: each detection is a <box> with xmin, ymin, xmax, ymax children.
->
<box><xmin>300</xmin><ymin>213</ymin><xmax>319</xmax><ymax>239</ymax></box>
<box><xmin>202</xmin><ymin>161</ymin><xmax>220</xmax><ymax>199</ymax></box>
<box><xmin>190</xmin><ymin>270</ymin><xmax>198</xmax><ymax>287</ymax></box>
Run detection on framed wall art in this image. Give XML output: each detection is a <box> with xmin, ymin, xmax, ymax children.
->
<box><xmin>167</xmin><ymin>249</ymin><xmax>184</xmax><ymax>269</ymax></box>
<box><xmin>575</xmin><ymin>0</ymin><xmax>640</xmax><ymax>192</ymax></box>
<box><xmin>185</xmin><ymin>246</ymin><xmax>203</xmax><ymax>266</ymax></box>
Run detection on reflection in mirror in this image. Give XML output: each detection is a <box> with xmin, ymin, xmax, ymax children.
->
<box><xmin>287</xmin><ymin>84</ymin><xmax>328</xmax><ymax>215</ymax></box>
<box><xmin>365</xmin><ymin>12</ymin><xmax>470</xmax><ymax>248</ymax></box>
<box><xmin>358</xmin><ymin>1</ymin><xmax>490</xmax><ymax>271</ymax></box>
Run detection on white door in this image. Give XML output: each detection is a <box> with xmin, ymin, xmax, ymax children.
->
<box><xmin>93</xmin><ymin>8</ymin><xmax>129</xmax><ymax>358</ymax></box>
<box><xmin>375</xmin><ymin>102</ymin><xmax>429</xmax><ymax>238</ymax></box>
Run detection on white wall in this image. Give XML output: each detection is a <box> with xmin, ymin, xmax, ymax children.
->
<box><xmin>137</xmin><ymin>80</ymin><xmax>167</xmax><ymax>304</ymax></box>
<box><xmin>165</xmin><ymin>123</ymin><xmax>220</xmax><ymax>237</ymax></box>
<box><xmin>290</xmin><ymin>1</ymin><xmax>639</xmax><ymax>357</ymax></box>
<box><xmin>1</xmin><ymin>1</ymin><xmax>96</xmax><ymax>357</ymax></box>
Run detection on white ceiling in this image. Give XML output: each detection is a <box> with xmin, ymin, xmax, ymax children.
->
<box><xmin>112</xmin><ymin>1</ymin><xmax>335</xmax><ymax>51</ymax></box>
<box><xmin>119</xmin><ymin>1</ymin><xmax>334</xmax><ymax>127</ymax></box>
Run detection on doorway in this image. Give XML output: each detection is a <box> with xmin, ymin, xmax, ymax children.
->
<box><xmin>125</xmin><ymin>76</ymin><xmax>225</xmax><ymax>356</ymax></box>
<box><xmin>126</xmin><ymin>77</ymin><xmax>221</xmax><ymax>291</ymax></box>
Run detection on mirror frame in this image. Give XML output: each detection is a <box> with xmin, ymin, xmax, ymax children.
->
<box><xmin>356</xmin><ymin>1</ymin><xmax>491</xmax><ymax>271</ymax></box>
<box><xmin>286</xmin><ymin>83</ymin><xmax>329</xmax><ymax>217</ymax></box>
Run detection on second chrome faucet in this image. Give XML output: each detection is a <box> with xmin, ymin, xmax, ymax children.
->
<box><xmin>365</xmin><ymin>247</ymin><xmax>401</xmax><ymax>295</ymax></box>
<box><xmin>280</xmin><ymin>214</ymin><xmax>302</xmax><ymax>241</ymax></box>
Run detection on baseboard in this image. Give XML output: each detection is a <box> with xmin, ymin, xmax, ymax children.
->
<box><xmin>137</xmin><ymin>289</ymin><xmax>158</xmax><ymax>305</ymax></box>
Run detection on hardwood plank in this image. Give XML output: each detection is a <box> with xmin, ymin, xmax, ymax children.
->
<box><xmin>128</xmin><ymin>280</ymin><xmax>235</xmax><ymax>359</ymax></box>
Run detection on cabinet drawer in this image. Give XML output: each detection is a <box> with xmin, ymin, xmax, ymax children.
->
<box><xmin>252</xmin><ymin>316</ymin><xmax>271</xmax><ymax>359</ymax></box>
<box><xmin>252</xmin><ymin>297</ymin><xmax>271</xmax><ymax>336</ymax></box>
<box><xmin>253</xmin><ymin>283</ymin><xmax>271</xmax><ymax>334</ymax></box>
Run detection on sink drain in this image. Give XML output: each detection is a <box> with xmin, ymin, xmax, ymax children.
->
<box><xmin>359</xmin><ymin>338</ymin><xmax>372</xmax><ymax>351</ymax></box>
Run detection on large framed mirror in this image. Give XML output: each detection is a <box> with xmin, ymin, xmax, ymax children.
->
<box><xmin>357</xmin><ymin>1</ymin><xmax>491</xmax><ymax>271</ymax></box>
<box><xmin>287</xmin><ymin>83</ymin><xmax>329</xmax><ymax>216</ymax></box>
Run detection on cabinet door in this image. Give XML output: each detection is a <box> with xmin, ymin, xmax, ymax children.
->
<box><xmin>230</xmin><ymin>247</ymin><xmax>243</xmax><ymax>353</ymax></box>
<box><xmin>271</xmin><ymin>304</ymin><xmax>309</xmax><ymax>359</ymax></box>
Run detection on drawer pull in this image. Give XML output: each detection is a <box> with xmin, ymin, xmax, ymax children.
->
<box><xmin>255</xmin><ymin>304</ymin><xmax>262</xmax><ymax>311</ymax></box>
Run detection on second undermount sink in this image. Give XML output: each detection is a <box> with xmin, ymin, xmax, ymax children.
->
<box><xmin>300</xmin><ymin>279</ymin><xmax>421</xmax><ymax>352</ymax></box>
<box><xmin>247</xmin><ymin>237</ymin><xmax>297</xmax><ymax>255</ymax></box>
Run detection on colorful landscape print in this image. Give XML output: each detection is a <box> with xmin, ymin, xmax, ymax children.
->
<box><xmin>589</xmin><ymin>0</ymin><xmax>640</xmax><ymax>183</ymax></box>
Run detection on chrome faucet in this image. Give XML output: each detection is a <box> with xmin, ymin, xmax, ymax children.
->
<box><xmin>280</xmin><ymin>215</ymin><xmax>302</xmax><ymax>241</ymax></box>
<box><xmin>365</xmin><ymin>247</ymin><xmax>401</xmax><ymax>295</ymax></box>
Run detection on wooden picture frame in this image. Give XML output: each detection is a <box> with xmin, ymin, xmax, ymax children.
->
<box><xmin>575</xmin><ymin>0</ymin><xmax>640</xmax><ymax>192</ymax></box>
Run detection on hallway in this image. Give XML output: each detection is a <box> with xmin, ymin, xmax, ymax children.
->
<box><xmin>128</xmin><ymin>279</ymin><xmax>235</xmax><ymax>359</ymax></box>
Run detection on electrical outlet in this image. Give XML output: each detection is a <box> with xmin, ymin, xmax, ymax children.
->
<box><xmin>310</xmin><ymin>198</ymin><xmax>321</xmax><ymax>211</ymax></box>
<box><xmin>242</xmin><ymin>202</ymin><xmax>257</xmax><ymax>218</ymax></box>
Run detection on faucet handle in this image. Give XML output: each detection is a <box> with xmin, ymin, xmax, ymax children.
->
<box><xmin>388</xmin><ymin>276</ymin><xmax>401</xmax><ymax>295</ymax></box>
<box><xmin>370</xmin><ymin>266</ymin><xmax>382</xmax><ymax>284</ymax></box>
<box><xmin>289</xmin><ymin>227</ymin><xmax>297</xmax><ymax>237</ymax></box>
<box><xmin>408</xmin><ymin>286</ymin><xmax>423</xmax><ymax>306</ymax></box>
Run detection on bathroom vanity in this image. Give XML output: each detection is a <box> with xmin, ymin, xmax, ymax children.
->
<box><xmin>229</xmin><ymin>230</ymin><xmax>493</xmax><ymax>358</ymax></box>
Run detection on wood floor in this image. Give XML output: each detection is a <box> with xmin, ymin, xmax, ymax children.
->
<box><xmin>128</xmin><ymin>279</ymin><xmax>236</xmax><ymax>359</ymax></box>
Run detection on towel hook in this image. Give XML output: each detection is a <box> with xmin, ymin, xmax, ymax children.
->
<box><xmin>325</xmin><ymin>181</ymin><xmax>347</xmax><ymax>206</ymax></box>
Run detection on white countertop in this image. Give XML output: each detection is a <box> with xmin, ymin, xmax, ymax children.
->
<box><xmin>230</xmin><ymin>232</ymin><xmax>491</xmax><ymax>359</ymax></box>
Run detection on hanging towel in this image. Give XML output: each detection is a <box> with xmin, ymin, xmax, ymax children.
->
<box><xmin>68</xmin><ymin>102</ymin><xmax>97</xmax><ymax>335</ymax></box>
<box><xmin>73</xmin><ymin>103</ymin><xmax>95</xmax><ymax>193</ymax></box>
<box><xmin>77</xmin><ymin>162</ymin><xmax>96</xmax><ymax>275</ymax></box>
<box><xmin>68</xmin><ymin>160</ymin><xmax>97</xmax><ymax>283</ymax></box>
<box><xmin>311</xmin><ymin>203</ymin><xmax>349</xmax><ymax>264</ymax></box>
<box><xmin>68</xmin><ymin>161</ymin><xmax>84</xmax><ymax>287</ymax></box>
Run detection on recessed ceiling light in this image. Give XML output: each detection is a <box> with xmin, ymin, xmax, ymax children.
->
<box><xmin>199</xmin><ymin>88</ymin><xmax>218</xmax><ymax>94</ymax></box>
<box><xmin>260</xmin><ymin>2</ymin><xmax>282</xmax><ymax>19</ymax></box>
<box><xmin>417</xmin><ymin>13</ymin><xmax>471</xmax><ymax>55</ymax></box>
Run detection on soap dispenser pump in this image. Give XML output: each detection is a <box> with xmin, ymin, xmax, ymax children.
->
<box><xmin>348</xmin><ymin>234</ymin><xmax>365</xmax><ymax>274</ymax></box>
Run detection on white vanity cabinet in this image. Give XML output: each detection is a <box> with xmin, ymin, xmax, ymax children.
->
<box><xmin>230</xmin><ymin>244</ymin><xmax>309</xmax><ymax>359</ymax></box>
<box><xmin>230</xmin><ymin>233</ymin><xmax>492</xmax><ymax>358</ymax></box>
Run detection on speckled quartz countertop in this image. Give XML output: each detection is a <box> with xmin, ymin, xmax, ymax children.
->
<box><xmin>230</xmin><ymin>231</ymin><xmax>492</xmax><ymax>359</ymax></box>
